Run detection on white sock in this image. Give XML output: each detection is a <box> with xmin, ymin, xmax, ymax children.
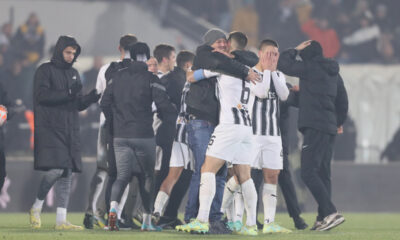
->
<box><xmin>56</xmin><ymin>207</ymin><xmax>67</xmax><ymax>224</ymax></box>
<box><xmin>92</xmin><ymin>171</ymin><xmax>107</xmax><ymax>216</ymax></box>
<box><xmin>241</xmin><ymin>178</ymin><xmax>257</xmax><ymax>227</ymax></box>
<box><xmin>142</xmin><ymin>213</ymin><xmax>151</xmax><ymax>226</ymax></box>
<box><xmin>225</xmin><ymin>199</ymin><xmax>235</xmax><ymax>222</ymax></box>
<box><xmin>233</xmin><ymin>191</ymin><xmax>244</xmax><ymax>222</ymax></box>
<box><xmin>221</xmin><ymin>177</ymin><xmax>240</xmax><ymax>215</ymax></box>
<box><xmin>32</xmin><ymin>198</ymin><xmax>44</xmax><ymax>210</ymax></box>
<box><xmin>154</xmin><ymin>191</ymin><xmax>169</xmax><ymax>215</ymax></box>
<box><xmin>263</xmin><ymin>183</ymin><xmax>277</xmax><ymax>224</ymax></box>
<box><xmin>197</xmin><ymin>172</ymin><xmax>216</xmax><ymax>223</ymax></box>
<box><xmin>118</xmin><ymin>184</ymin><xmax>129</xmax><ymax>219</ymax></box>
<box><xmin>110</xmin><ymin>201</ymin><xmax>119</xmax><ymax>213</ymax></box>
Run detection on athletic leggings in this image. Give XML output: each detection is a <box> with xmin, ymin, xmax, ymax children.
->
<box><xmin>37</xmin><ymin>169</ymin><xmax>72</xmax><ymax>208</ymax></box>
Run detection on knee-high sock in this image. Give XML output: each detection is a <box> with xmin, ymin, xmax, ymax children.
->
<box><xmin>241</xmin><ymin>178</ymin><xmax>257</xmax><ymax>227</ymax></box>
<box><xmin>197</xmin><ymin>172</ymin><xmax>216</xmax><ymax>223</ymax></box>
<box><xmin>221</xmin><ymin>176</ymin><xmax>240</xmax><ymax>220</ymax></box>
<box><xmin>233</xmin><ymin>190</ymin><xmax>244</xmax><ymax>222</ymax></box>
<box><xmin>154</xmin><ymin>191</ymin><xmax>169</xmax><ymax>215</ymax></box>
<box><xmin>263</xmin><ymin>183</ymin><xmax>277</xmax><ymax>224</ymax></box>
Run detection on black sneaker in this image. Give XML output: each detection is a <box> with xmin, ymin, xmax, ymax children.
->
<box><xmin>119</xmin><ymin>217</ymin><xmax>141</xmax><ymax>230</ymax></box>
<box><xmin>256</xmin><ymin>220</ymin><xmax>263</xmax><ymax>230</ymax></box>
<box><xmin>316</xmin><ymin>213</ymin><xmax>345</xmax><ymax>231</ymax></box>
<box><xmin>293</xmin><ymin>216</ymin><xmax>308</xmax><ymax>230</ymax></box>
<box><xmin>208</xmin><ymin>220</ymin><xmax>233</xmax><ymax>234</ymax></box>
<box><xmin>158</xmin><ymin>216</ymin><xmax>183</xmax><ymax>229</ymax></box>
<box><xmin>152</xmin><ymin>212</ymin><xmax>161</xmax><ymax>225</ymax></box>
<box><xmin>83</xmin><ymin>213</ymin><xmax>94</xmax><ymax>229</ymax></box>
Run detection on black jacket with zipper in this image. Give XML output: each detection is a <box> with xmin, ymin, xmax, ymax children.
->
<box><xmin>278</xmin><ymin>48</ymin><xmax>348</xmax><ymax>135</ymax></box>
<box><xmin>100</xmin><ymin>61</ymin><xmax>177</xmax><ymax>139</ymax></box>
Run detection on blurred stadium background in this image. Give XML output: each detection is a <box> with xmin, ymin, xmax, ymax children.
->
<box><xmin>0</xmin><ymin>0</ymin><xmax>399</xmax><ymax>215</ymax></box>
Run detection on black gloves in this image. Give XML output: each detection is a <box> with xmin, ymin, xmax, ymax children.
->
<box><xmin>87</xmin><ymin>89</ymin><xmax>101</xmax><ymax>103</ymax></box>
<box><xmin>69</xmin><ymin>81</ymin><xmax>82</xmax><ymax>96</ymax></box>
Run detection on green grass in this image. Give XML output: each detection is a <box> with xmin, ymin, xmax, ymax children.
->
<box><xmin>1</xmin><ymin>213</ymin><xmax>399</xmax><ymax>240</ymax></box>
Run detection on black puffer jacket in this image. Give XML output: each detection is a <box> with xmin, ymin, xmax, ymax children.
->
<box><xmin>278</xmin><ymin>41</ymin><xmax>348</xmax><ymax>134</ymax></box>
<box><xmin>33</xmin><ymin>36</ymin><xmax>98</xmax><ymax>172</ymax></box>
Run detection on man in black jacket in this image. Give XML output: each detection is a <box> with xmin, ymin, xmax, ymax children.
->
<box><xmin>83</xmin><ymin>34</ymin><xmax>138</xmax><ymax>230</ymax></box>
<box><xmin>182</xmin><ymin>29</ymin><xmax>259</xmax><ymax>232</ymax></box>
<box><xmin>30</xmin><ymin>35</ymin><xmax>100</xmax><ymax>230</ymax></box>
<box><xmin>278</xmin><ymin>40</ymin><xmax>348</xmax><ymax>231</ymax></box>
<box><xmin>100</xmin><ymin>42</ymin><xmax>177</xmax><ymax>231</ymax></box>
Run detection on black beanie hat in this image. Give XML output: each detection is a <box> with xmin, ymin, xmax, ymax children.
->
<box><xmin>299</xmin><ymin>40</ymin><xmax>323</xmax><ymax>60</ymax></box>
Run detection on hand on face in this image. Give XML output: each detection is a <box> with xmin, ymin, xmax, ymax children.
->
<box><xmin>261</xmin><ymin>50</ymin><xmax>279</xmax><ymax>71</ymax></box>
<box><xmin>295</xmin><ymin>40</ymin><xmax>312</xmax><ymax>51</ymax></box>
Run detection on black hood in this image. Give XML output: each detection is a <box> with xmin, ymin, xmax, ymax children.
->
<box><xmin>51</xmin><ymin>36</ymin><xmax>81</xmax><ymax>69</ymax></box>
<box><xmin>299</xmin><ymin>40</ymin><xmax>323</xmax><ymax>61</ymax></box>
<box><xmin>319</xmin><ymin>58</ymin><xmax>340</xmax><ymax>76</ymax></box>
<box><xmin>129</xmin><ymin>42</ymin><xmax>150</xmax><ymax>62</ymax></box>
<box><xmin>127</xmin><ymin>60</ymin><xmax>148</xmax><ymax>74</ymax></box>
<box><xmin>232</xmin><ymin>50</ymin><xmax>258</xmax><ymax>67</ymax></box>
<box><xmin>300</xmin><ymin>40</ymin><xmax>339</xmax><ymax>76</ymax></box>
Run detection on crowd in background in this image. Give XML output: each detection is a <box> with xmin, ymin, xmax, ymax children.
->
<box><xmin>176</xmin><ymin>0</ymin><xmax>400</xmax><ymax>64</ymax></box>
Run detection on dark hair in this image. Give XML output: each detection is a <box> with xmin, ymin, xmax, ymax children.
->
<box><xmin>129</xmin><ymin>42</ymin><xmax>150</xmax><ymax>61</ymax></box>
<box><xmin>177</xmin><ymin>50</ymin><xmax>195</xmax><ymax>69</ymax></box>
<box><xmin>258</xmin><ymin>39</ymin><xmax>279</xmax><ymax>50</ymax></box>
<box><xmin>153</xmin><ymin>44</ymin><xmax>175</xmax><ymax>63</ymax></box>
<box><xmin>119</xmin><ymin>34</ymin><xmax>138</xmax><ymax>50</ymax></box>
<box><xmin>228</xmin><ymin>31</ymin><xmax>248</xmax><ymax>50</ymax></box>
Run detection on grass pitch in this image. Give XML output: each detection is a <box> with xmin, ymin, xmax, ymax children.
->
<box><xmin>0</xmin><ymin>213</ymin><xmax>399</xmax><ymax>240</ymax></box>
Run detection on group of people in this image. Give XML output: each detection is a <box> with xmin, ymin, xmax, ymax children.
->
<box><xmin>20</xmin><ymin>26</ymin><xmax>348</xmax><ymax>235</ymax></box>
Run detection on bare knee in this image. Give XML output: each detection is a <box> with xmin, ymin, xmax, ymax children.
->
<box><xmin>263</xmin><ymin>169</ymin><xmax>280</xmax><ymax>184</ymax></box>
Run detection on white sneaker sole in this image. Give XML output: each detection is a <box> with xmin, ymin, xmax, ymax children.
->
<box><xmin>317</xmin><ymin>216</ymin><xmax>345</xmax><ymax>231</ymax></box>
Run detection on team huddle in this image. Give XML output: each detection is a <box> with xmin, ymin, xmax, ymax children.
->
<box><xmin>28</xmin><ymin>27</ymin><xmax>348</xmax><ymax>236</ymax></box>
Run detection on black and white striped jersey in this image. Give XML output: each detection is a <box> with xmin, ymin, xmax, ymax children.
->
<box><xmin>215</xmin><ymin>74</ymin><xmax>252</xmax><ymax>126</ymax></box>
<box><xmin>249</xmin><ymin>68</ymin><xmax>289</xmax><ymax>136</ymax></box>
<box><xmin>174</xmin><ymin>82</ymin><xmax>191</xmax><ymax>144</ymax></box>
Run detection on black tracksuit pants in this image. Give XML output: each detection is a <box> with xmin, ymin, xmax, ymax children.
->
<box><xmin>300</xmin><ymin>128</ymin><xmax>336</xmax><ymax>220</ymax></box>
<box><xmin>278</xmin><ymin>153</ymin><xmax>301</xmax><ymax>218</ymax></box>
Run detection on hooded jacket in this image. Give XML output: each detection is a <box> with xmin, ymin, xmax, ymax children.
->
<box><xmin>100</xmin><ymin>60</ymin><xmax>177</xmax><ymax>139</ymax></box>
<box><xmin>33</xmin><ymin>36</ymin><xmax>97</xmax><ymax>172</ymax></box>
<box><xmin>278</xmin><ymin>41</ymin><xmax>348</xmax><ymax>134</ymax></box>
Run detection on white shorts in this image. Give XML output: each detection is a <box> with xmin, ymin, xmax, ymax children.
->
<box><xmin>251</xmin><ymin>135</ymin><xmax>283</xmax><ymax>170</ymax></box>
<box><xmin>206</xmin><ymin>124</ymin><xmax>253</xmax><ymax>165</ymax></box>
<box><xmin>169</xmin><ymin>141</ymin><xmax>194</xmax><ymax>171</ymax></box>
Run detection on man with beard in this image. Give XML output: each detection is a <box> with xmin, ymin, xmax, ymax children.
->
<box><xmin>29</xmin><ymin>35</ymin><xmax>100</xmax><ymax>230</ymax></box>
